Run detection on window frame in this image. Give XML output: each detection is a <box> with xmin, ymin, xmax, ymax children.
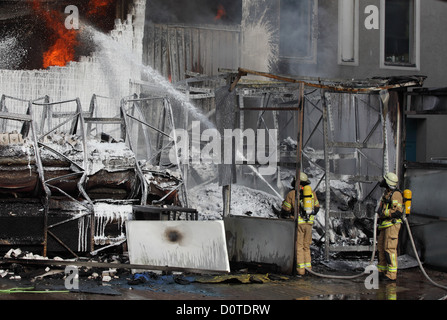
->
<box><xmin>380</xmin><ymin>0</ymin><xmax>420</xmax><ymax>71</ymax></box>
<box><xmin>338</xmin><ymin>0</ymin><xmax>359</xmax><ymax>66</ymax></box>
<box><xmin>278</xmin><ymin>0</ymin><xmax>319</xmax><ymax>64</ymax></box>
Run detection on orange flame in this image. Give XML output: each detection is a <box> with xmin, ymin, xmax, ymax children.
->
<box><xmin>214</xmin><ymin>4</ymin><xmax>227</xmax><ymax>21</ymax></box>
<box><xmin>30</xmin><ymin>0</ymin><xmax>114</xmax><ymax>69</ymax></box>
<box><xmin>43</xmin><ymin>34</ymin><xmax>78</xmax><ymax>69</ymax></box>
<box><xmin>31</xmin><ymin>1</ymin><xmax>78</xmax><ymax>69</ymax></box>
<box><xmin>87</xmin><ymin>0</ymin><xmax>114</xmax><ymax>17</ymax></box>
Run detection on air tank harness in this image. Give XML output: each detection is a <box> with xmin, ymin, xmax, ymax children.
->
<box><xmin>304</xmin><ymin>189</ymin><xmax>447</xmax><ymax>296</ymax></box>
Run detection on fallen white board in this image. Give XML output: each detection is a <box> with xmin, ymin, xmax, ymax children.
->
<box><xmin>125</xmin><ymin>220</ymin><xmax>230</xmax><ymax>273</ymax></box>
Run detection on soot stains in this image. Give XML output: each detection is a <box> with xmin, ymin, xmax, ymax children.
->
<box><xmin>164</xmin><ymin>227</ymin><xmax>183</xmax><ymax>244</ymax></box>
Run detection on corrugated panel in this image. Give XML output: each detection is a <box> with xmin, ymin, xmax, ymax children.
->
<box><xmin>144</xmin><ymin>24</ymin><xmax>241</xmax><ymax>82</ymax></box>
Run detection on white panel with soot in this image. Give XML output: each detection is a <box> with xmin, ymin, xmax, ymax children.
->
<box><xmin>126</xmin><ymin>220</ymin><xmax>230</xmax><ymax>273</ymax></box>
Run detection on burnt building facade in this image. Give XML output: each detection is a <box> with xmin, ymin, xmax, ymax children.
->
<box><xmin>141</xmin><ymin>0</ymin><xmax>447</xmax><ymax>166</ymax></box>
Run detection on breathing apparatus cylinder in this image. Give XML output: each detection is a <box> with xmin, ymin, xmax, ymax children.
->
<box><xmin>404</xmin><ymin>189</ymin><xmax>412</xmax><ymax>215</ymax></box>
<box><xmin>302</xmin><ymin>185</ymin><xmax>313</xmax><ymax>218</ymax></box>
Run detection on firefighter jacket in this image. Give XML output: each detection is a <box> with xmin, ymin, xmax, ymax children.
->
<box><xmin>282</xmin><ymin>188</ymin><xmax>320</xmax><ymax>224</ymax></box>
<box><xmin>378</xmin><ymin>189</ymin><xmax>403</xmax><ymax>229</ymax></box>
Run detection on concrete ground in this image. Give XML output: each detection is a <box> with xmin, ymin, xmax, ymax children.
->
<box><xmin>0</xmin><ymin>262</ymin><xmax>444</xmax><ymax>301</ymax></box>
<box><xmin>0</xmin><ymin>261</ymin><xmax>444</xmax><ymax>319</ymax></box>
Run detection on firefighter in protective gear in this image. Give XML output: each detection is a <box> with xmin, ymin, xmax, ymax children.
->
<box><xmin>281</xmin><ymin>172</ymin><xmax>320</xmax><ymax>275</ymax></box>
<box><xmin>377</xmin><ymin>172</ymin><xmax>404</xmax><ymax>281</ymax></box>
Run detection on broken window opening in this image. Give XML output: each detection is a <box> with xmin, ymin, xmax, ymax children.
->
<box><xmin>382</xmin><ymin>0</ymin><xmax>420</xmax><ymax>69</ymax></box>
<box><xmin>279</xmin><ymin>0</ymin><xmax>318</xmax><ymax>62</ymax></box>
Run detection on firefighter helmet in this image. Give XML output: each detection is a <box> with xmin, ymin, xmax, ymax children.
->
<box><xmin>384</xmin><ymin>172</ymin><xmax>399</xmax><ymax>189</ymax></box>
<box><xmin>300</xmin><ymin>172</ymin><xmax>309</xmax><ymax>183</ymax></box>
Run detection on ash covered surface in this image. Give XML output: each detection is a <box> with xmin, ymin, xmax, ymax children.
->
<box><xmin>188</xmin><ymin>182</ymin><xmax>281</xmax><ymax>220</ymax></box>
<box><xmin>186</xmin><ymin>159</ymin><xmax>376</xmax><ymax>252</ymax></box>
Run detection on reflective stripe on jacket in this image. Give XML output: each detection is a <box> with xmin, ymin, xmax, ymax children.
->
<box><xmin>378</xmin><ymin>190</ymin><xmax>403</xmax><ymax>229</ymax></box>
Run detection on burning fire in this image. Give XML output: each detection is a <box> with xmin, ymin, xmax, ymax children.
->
<box><xmin>30</xmin><ymin>0</ymin><xmax>114</xmax><ymax>69</ymax></box>
<box><xmin>87</xmin><ymin>0</ymin><xmax>114</xmax><ymax>17</ymax></box>
<box><xmin>214</xmin><ymin>4</ymin><xmax>227</xmax><ymax>21</ymax></box>
<box><xmin>31</xmin><ymin>0</ymin><xmax>78</xmax><ymax>69</ymax></box>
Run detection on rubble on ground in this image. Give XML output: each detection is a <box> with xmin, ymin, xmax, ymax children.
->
<box><xmin>1</xmin><ymin>248</ymin><xmax>131</xmax><ymax>284</ymax></box>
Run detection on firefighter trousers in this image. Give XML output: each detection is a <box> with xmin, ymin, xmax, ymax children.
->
<box><xmin>377</xmin><ymin>223</ymin><xmax>401</xmax><ymax>280</ymax></box>
<box><xmin>297</xmin><ymin>223</ymin><xmax>313</xmax><ymax>275</ymax></box>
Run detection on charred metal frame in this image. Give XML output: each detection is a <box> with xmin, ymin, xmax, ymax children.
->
<box><xmin>222</xmin><ymin>68</ymin><xmax>424</xmax><ymax>264</ymax></box>
<box><xmin>0</xmin><ymin>95</ymin><xmax>50</xmax><ymax>253</ymax></box>
<box><xmin>120</xmin><ymin>93</ymin><xmax>190</xmax><ymax>208</ymax></box>
<box><xmin>0</xmin><ymin>90</ymin><xmax>192</xmax><ymax>257</ymax></box>
<box><xmin>321</xmin><ymin>90</ymin><xmax>384</xmax><ymax>258</ymax></box>
<box><xmin>222</xmin><ymin>70</ymin><xmax>305</xmax><ymax>273</ymax></box>
<box><xmin>34</xmin><ymin>96</ymin><xmax>93</xmax><ymax>256</ymax></box>
<box><xmin>132</xmin><ymin>205</ymin><xmax>198</xmax><ymax>220</ymax></box>
<box><xmin>0</xmin><ymin>94</ymin><xmax>94</xmax><ymax>256</ymax></box>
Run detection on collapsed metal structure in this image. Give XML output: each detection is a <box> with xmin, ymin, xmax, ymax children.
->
<box><xmin>0</xmin><ymin>92</ymin><xmax>191</xmax><ymax>257</ymax></box>
<box><xmin>205</xmin><ymin>69</ymin><xmax>425</xmax><ymax>265</ymax></box>
<box><xmin>0</xmin><ymin>68</ymin><xmax>429</xmax><ymax>273</ymax></box>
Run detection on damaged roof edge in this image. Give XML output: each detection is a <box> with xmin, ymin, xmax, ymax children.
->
<box><xmin>225</xmin><ymin>67</ymin><xmax>426</xmax><ymax>93</ymax></box>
